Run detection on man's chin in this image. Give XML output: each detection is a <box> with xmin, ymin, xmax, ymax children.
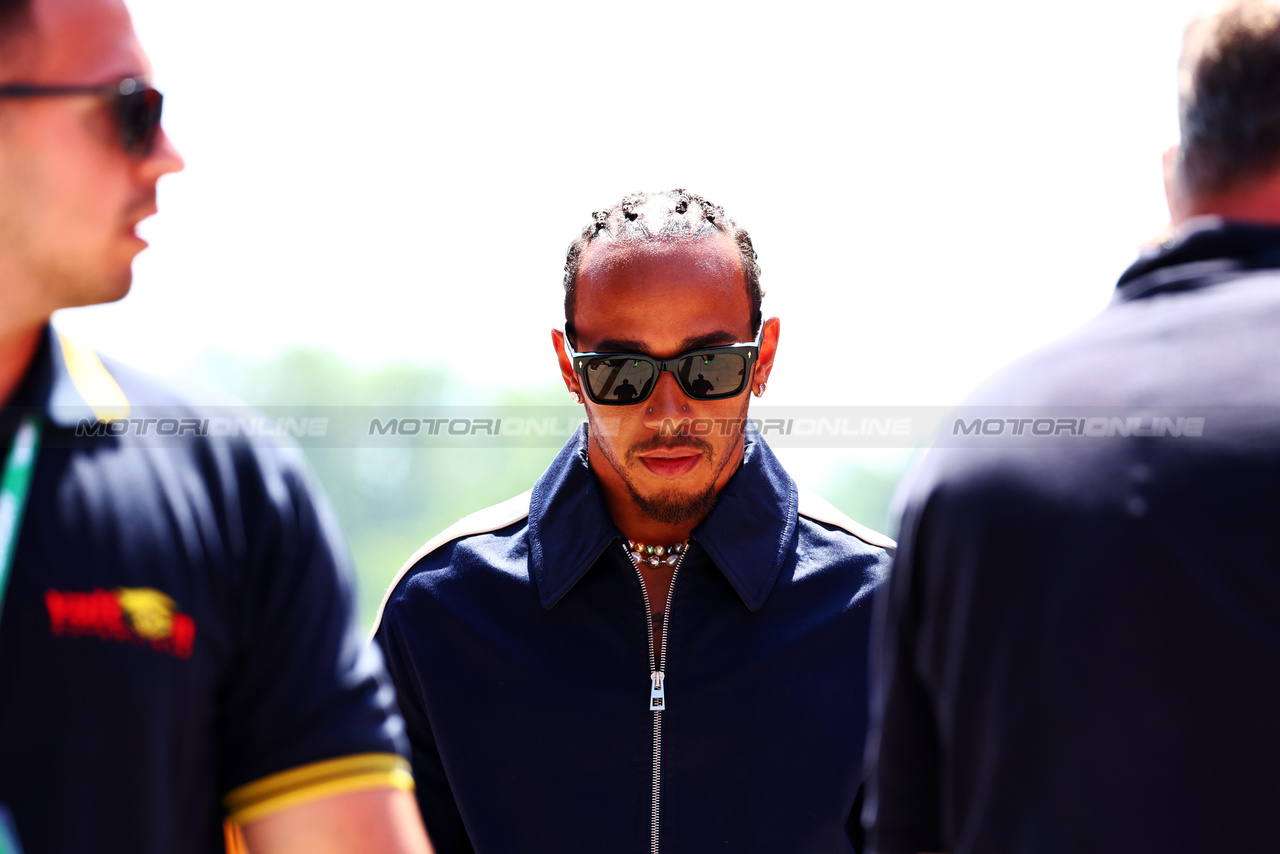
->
<box><xmin>76</xmin><ymin>280</ymin><xmax>132</xmax><ymax>308</ymax></box>
<box><xmin>95</xmin><ymin>262</ymin><xmax>136</xmax><ymax>305</ymax></box>
<box><xmin>626</xmin><ymin>481</ymin><xmax>718</xmax><ymax>526</ymax></box>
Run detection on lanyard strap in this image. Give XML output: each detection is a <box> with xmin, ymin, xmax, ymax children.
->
<box><xmin>0</xmin><ymin>416</ymin><xmax>42</xmax><ymax>623</ymax></box>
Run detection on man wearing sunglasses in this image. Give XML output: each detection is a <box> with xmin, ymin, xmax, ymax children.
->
<box><xmin>375</xmin><ymin>190</ymin><xmax>894</xmax><ymax>853</ymax></box>
<box><xmin>0</xmin><ymin>1</ymin><xmax>434</xmax><ymax>852</ymax></box>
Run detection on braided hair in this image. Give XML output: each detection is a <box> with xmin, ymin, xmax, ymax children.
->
<box><xmin>562</xmin><ymin>189</ymin><xmax>763</xmax><ymax>343</ymax></box>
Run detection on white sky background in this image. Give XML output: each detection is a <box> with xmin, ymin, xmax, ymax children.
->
<box><xmin>56</xmin><ymin>0</ymin><xmax>1210</xmax><ymax>483</ymax></box>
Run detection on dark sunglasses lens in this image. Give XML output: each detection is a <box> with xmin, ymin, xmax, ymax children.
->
<box><xmin>584</xmin><ymin>357</ymin><xmax>657</xmax><ymax>403</ymax></box>
<box><xmin>116</xmin><ymin>88</ymin><xmax>162</xmax><ymax>155</ymax></box>
<box><xmin>675</xmin><ymin>352</ymin><xmax>748</xmax><ymax>399</ymax></box>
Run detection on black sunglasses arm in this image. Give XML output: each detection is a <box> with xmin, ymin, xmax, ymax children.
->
<box><xmin>0</xmin><ymin>78</ymin><xmax>148</xmax><ymax>99</ymax></box>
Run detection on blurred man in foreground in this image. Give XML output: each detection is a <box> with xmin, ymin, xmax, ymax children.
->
<box><xmin>375</xmin><ymin>190</ymin><xmax>894</xmax><ymax>853</ymax></box>
<box><xmin>0</xmin><ymin>0</ymin><xmax>432</xmax><ymax>851</ymax></box>
<box><xmin>864</xmin><ymin>3</ymin><xmax>1280</xmax><ymax>852</ymax></box>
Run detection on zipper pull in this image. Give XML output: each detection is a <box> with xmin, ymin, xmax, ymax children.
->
<box><xmin>649</xmin><ymin>671</ymin><xmax>666</xmax><ymax>712</ymax></box>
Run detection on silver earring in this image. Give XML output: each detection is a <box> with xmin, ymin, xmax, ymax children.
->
<box><xmin>754</xmin><ymin>383</ymin><xmax>766</xmax><ymax>398</ymax></box>
<box><xmin>571</xmin><ymin>391</ymin><xmax>583</xmax><ymax>404</ymax></box>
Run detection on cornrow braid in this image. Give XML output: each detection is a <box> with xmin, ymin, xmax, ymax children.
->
<box><xmin>562</xmin><ymin>189</ymin><xmax>763</xmax><ymax>344</ymax></box>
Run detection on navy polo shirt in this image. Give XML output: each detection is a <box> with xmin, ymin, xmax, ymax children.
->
<box><xmin>864</xmin><ymin>220</ymin><xmax>1280</xmax><ymax>853</ymax></box>
<box><xmin>0</xmin><ymin>328</ymin><xmax>410</xmax><ymax>854</ymax></box>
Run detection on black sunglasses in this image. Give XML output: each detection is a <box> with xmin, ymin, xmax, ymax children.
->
<box><xmin>565</xmin><ymin>330</ymin><xmax>763</xmax><ymax>405</ymax></box>
<box><xmin>0</xmin><ymin>77</ymin><xmax>163</xmax><ymax>156</ymax></box>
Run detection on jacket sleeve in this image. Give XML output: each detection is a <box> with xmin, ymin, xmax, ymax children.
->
<box><xmin>376</xmin><ymin>597</ymin><xmax>476</xmax><ymax>854</ymax></box>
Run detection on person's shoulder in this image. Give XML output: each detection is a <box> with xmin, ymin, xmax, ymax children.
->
<box><xmin>785</xmin><ymin>489</ymin><xmax>894</xmax><ymax>599</ymax></box>
<box><xmin>795</xmin><ymin>487</ymin><xmax>894</xmax><ymax>571</ymax></box>
<box><xmin>87</xmin><ymin>347</ymin><xmax>313</xmax><ymax>463</ymax></box>
<box><xmin>958</xmin><ymin>259</ymin><xmax>1280</xmax><ymax>409</ymax></box>
<box><xmin>58</xmin><ymin>345</ymin><xmax>340</xmax><ymax>547</ymax></box>
<box><xmin>796</xmin><ymin>488</ymin><xmax>896</xmax><ymax>552</ymax></box>
<box><xmin>94</xmin><ymin>351</ymin><xmax>214</xmax><ymax>411</ymax></box>
<box><xmin>43</xmin><ymin>332</ymin><xmax>208</xmax><ymax>423</ymax></box>
<box><xmin>956</xmin><ymin>320</ymin><xmax>1113</xmax><ymax>411</ymax></box>
<box><xmin>371</xmin><ymin>489</ymin><xmax>534</xmax><ymax>635</ymax></box>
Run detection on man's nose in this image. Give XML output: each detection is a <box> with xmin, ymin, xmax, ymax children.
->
<box><xmin>642</xmin><ymin>371</ymin><xmax>693</xmax><ymax>433</ymax></box>
<box><xmin>139</xmin><ymin>127</ymin><xmax>185</xmax><ymax>182</ymax></box>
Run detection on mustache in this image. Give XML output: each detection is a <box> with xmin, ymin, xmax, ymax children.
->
<box><xmin>627</xmin><ymin>433</ymin><xmax>713</xmax><ymax>460</ymax></box>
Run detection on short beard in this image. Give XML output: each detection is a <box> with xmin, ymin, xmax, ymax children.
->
<box><xmin>589</xmin><ymin>425</ymin><xmax>735</xmax><ymax>526</ymax></box>
<box><xmin>625</xmin><ymin>479</ymin><xmax>718</xmax><ymax>525</ymax></box>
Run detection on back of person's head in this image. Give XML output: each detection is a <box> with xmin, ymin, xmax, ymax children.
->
<box><xmin>1178</xmin><ymin>1</ymin><xmax>1280</xmax><ymax>203</ymax></box>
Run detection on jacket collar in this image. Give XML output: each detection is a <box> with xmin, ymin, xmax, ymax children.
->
<box><xmin>1114</xmin><ymin>217</ymin><xmax>1280</xmax><ymax>305</ymax></box>
<box><xmin>5</xmin><ymin>325</ymin><xmax>131</xmax><ymax>429</ymax></box>
<box><xmin>527</xmin><ymin>424</ymin><xmax>798</xmax><ymax>613</ymax></box>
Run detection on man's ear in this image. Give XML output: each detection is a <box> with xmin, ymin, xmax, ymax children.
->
<box><xmin>754</xmin><ymin>317</ymin><xmax>780</xmax><ymax>387</ymax></box>
<box><xmin>551</xmin><ymin>329</ymin><xmax>582</xmax><ymax>399</ymax></box>
<box><xmin>1163</xmin><ymin>144</ymin><xmax>1186</xmax><ymax>225</ymax></box>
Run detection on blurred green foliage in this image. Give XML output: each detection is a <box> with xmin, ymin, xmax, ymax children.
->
<box><xmin>819</xmin><ymin>463</ymin><xmax>905</xmax><ymax>540</ymax></box>
<box><xmin>207</xmin><ymin>349</ymin><xmax>907</xmax><ymax>629</ymax></box>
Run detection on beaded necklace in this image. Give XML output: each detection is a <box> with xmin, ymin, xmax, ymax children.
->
<box><xmin>625</xmin><ymin>539</ymin><xmax>687</xmax><ymax>568</ymax></box>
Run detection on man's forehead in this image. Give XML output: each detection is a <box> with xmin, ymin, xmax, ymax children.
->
<box><xmin>577</xmin><ymin>233</ymin><xmax>744</xmax><ymax>284</ymax></box>
<box><xmin>22</xmin><ymin>0</ymin><xmax>148</xmax><ymax>82</ymax></box>
<box><xmin>573</xmin><ymin>234</ymin><xmax>753</xmax><ymax>349</ymax></box>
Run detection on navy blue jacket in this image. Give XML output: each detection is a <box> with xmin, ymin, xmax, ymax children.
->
<box><xmin>865</xmin><ymin>220</ymin><xmax>1280</xmax><ymax>854</ymax></box>
<box><xmin>376</xmin><ymin>426</ymin><xmax>892</xmax><ymax>853</ymax></box>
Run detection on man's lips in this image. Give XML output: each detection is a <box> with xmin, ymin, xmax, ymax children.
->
<box><xmin>122</xmin><ymin>204</ymin><xmax>157</xmax><ymax>245</ymax></box>
<box><xmin>126</xmin><ymin>204</ymin><xmax>157</xmax><ymax>228</ymax></box>
<box><xmin>629</xmin><ymin>434</ymin><xmax>712</xmax><ymax>478</ymax></box>
<box><xmin>637</xmin><ymin>451</ymin><xmax>702</xmax><ymax>478</ymax></box>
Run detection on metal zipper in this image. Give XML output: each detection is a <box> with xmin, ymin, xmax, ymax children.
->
<box><xmin>625</xmin><ymin>540</ymin><xmax>690</xmax><ymax>854</ymax></box>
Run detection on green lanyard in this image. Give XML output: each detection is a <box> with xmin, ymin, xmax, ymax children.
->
<box><xmin>0</xmin><ymin>804</ymin><xmax>22</xmax><ymax>854</ymax></box>
<box><xmin>0</xmin><ymin>416</ymin><xmax>42</xmax><ymax>625</ymax></box>
<box><xmin>0</xmin><ymin>417</ymin><xmax>40</xmax><ymax>853</ymax></box>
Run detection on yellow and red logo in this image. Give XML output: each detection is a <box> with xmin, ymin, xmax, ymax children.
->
<box><xmin>45</xmin><ymin>587</ymin><xmax>196</xmax><ymax>659</ymax></box>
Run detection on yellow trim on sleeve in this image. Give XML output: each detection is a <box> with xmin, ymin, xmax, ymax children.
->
<box><xmin>223</xmin><ymin>820</ymin><xmax>249</xmax><ymax>854</ymax></box>
<box><xmin>54</xmin><ymin>331</ymin><xmax>130</xmax><ymax>422</ymax></box>
<box><xmin>224</xmin><ymin>752</ymin><xmax>414</xmax><ymax>826</ymax></box>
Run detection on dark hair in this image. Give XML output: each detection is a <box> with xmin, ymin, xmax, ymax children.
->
<box><xmin>1178</xmin><ymin>1</ymin><xmax>1280</xmax><ymax>200</ymax></box>
<box><xmin>562</xmin><ymin>189</ymin><xmax>763</xmax><ymax>343</ymax></box>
